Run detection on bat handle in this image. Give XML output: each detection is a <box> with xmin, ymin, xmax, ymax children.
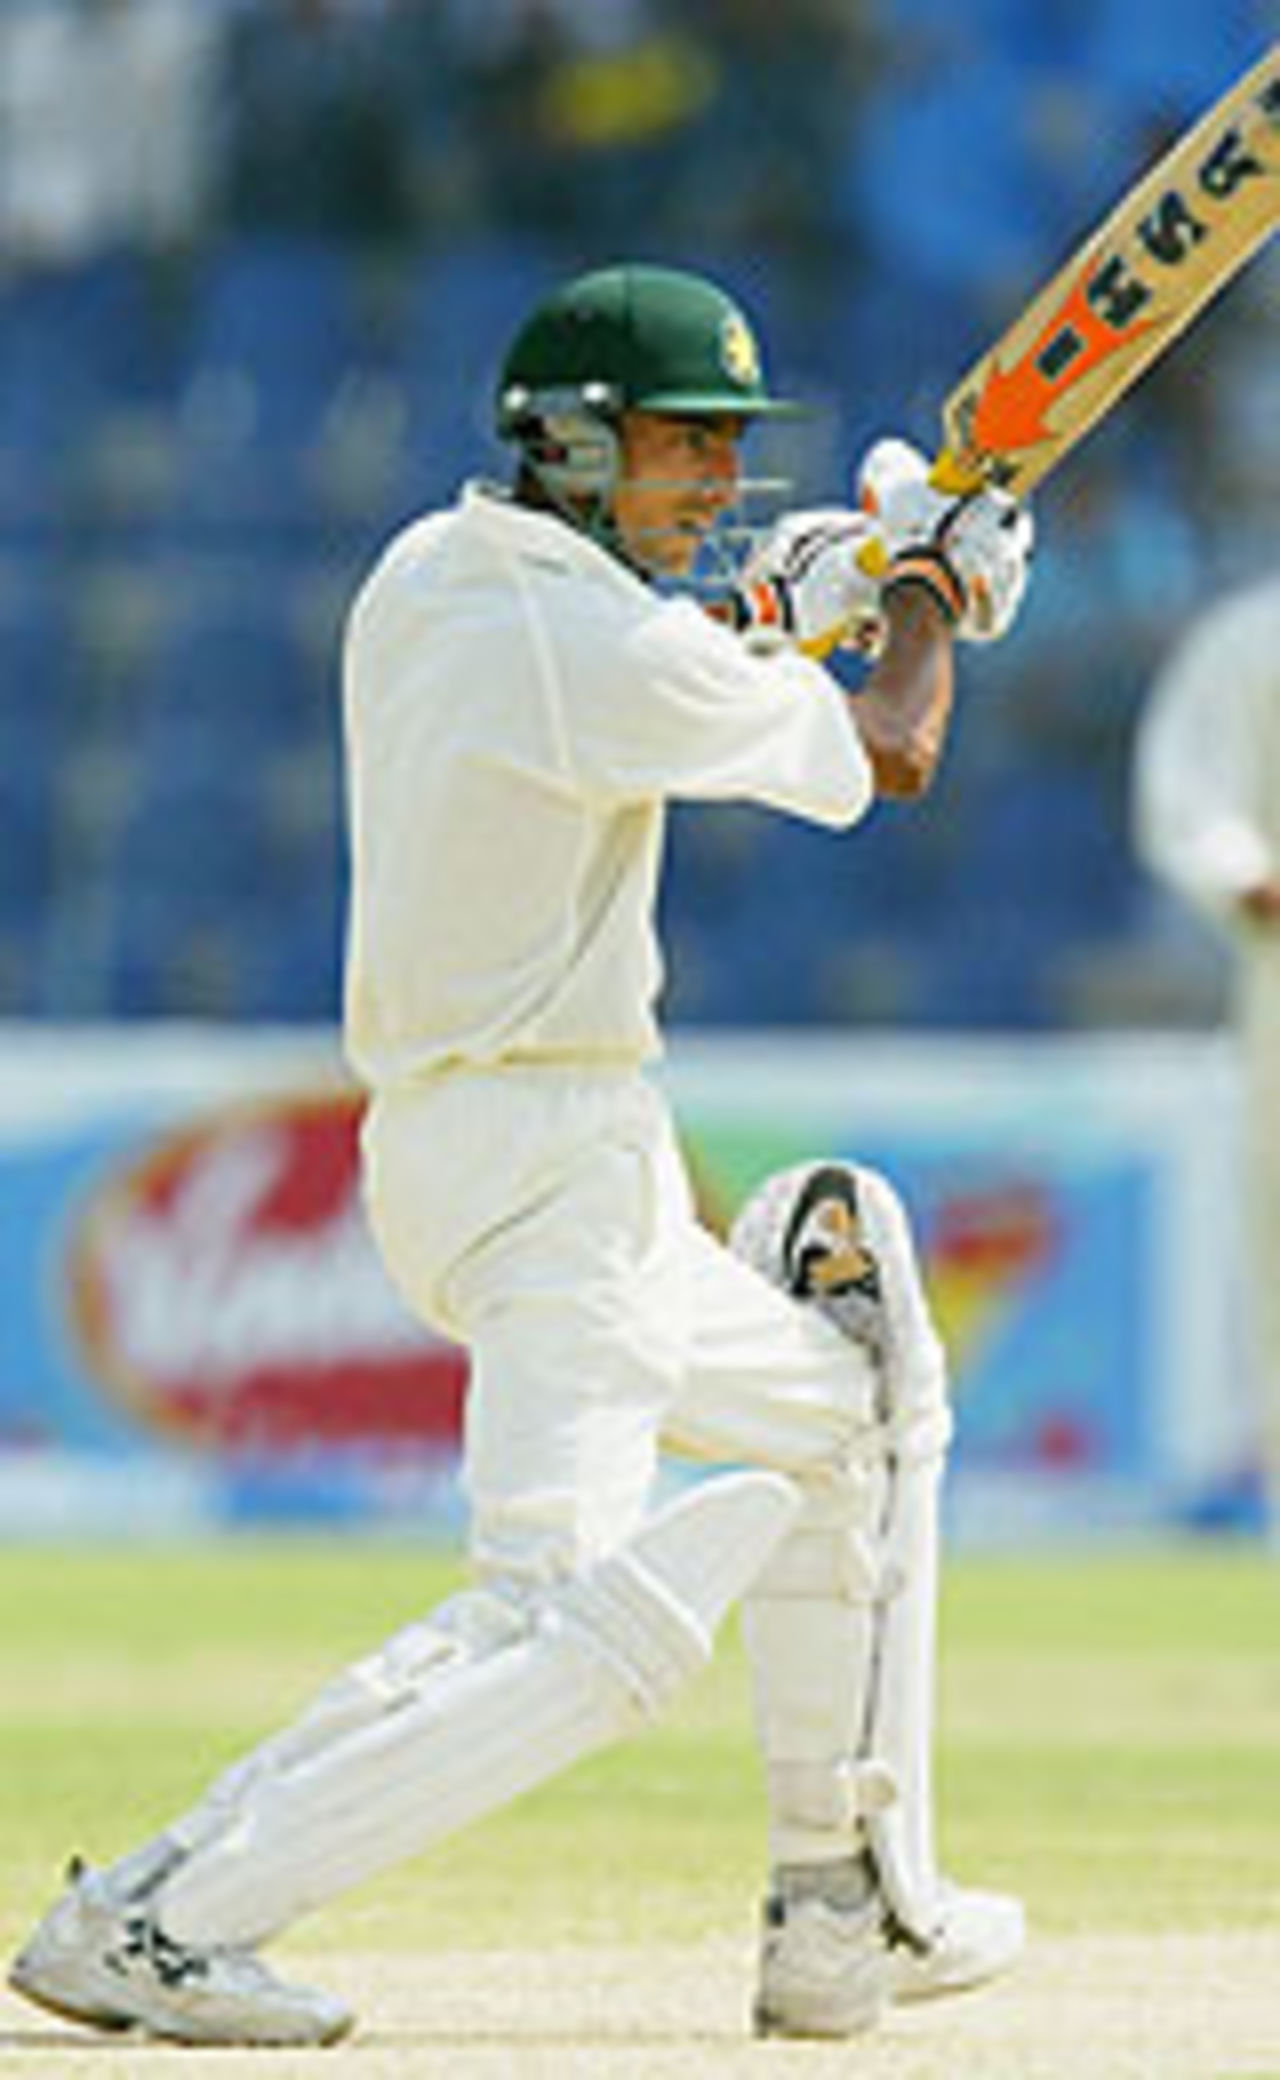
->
<box><xmin>928</xmin><ymin>447</ymin><xmax>987</xmax><ymax>496</ymax></box>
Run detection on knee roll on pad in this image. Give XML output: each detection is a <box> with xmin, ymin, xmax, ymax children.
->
<box><xmin>819</xmin><ymin>1163</ymin><xmax>951</xmax><ymax>1485</ymax></box>
<box><xmin>553</xmin><ymin>1554</ymin><xmax>708</xmax><ymax>1721</ymax></box>
<box><xmin>554</xmin><ymin>1467</ymin><xmax>800</xmax><ymax>1718</ymax></box>
<box><xmin>310</xmin><ymin>1468</ymin><xmax>800</xmax><ymax>1741</ymax></box>
<box><xmin>732</xmin><ymin>1155</ymin><xmax>951</xmax><ymax>1463</ymax></box>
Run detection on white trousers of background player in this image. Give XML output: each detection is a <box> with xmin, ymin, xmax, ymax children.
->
<box><xmin>143</xmin><ymin>1068</ymin><xmax>945</xmax><ymax>1951</ymax></box>
<box><xmin>1241</xmin><ymin>949</ymin><xmax>1280</xmax><ymax>1519</ymax></box>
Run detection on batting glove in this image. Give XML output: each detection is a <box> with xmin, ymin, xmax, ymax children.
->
<box><xmin>732</xmin><ymin>508</ymin><xmax>887</xmax><ymax>659</ymax></box>
<box><xmin>857</xmin><ymin>436</ymin><xmax>1034</xmax><ymax>644</ymax></box>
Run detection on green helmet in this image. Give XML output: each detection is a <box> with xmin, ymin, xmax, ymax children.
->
<box><xmin>495</xmin><ymin>262</ymin><xmax>799</xmax><ymax>436</ymax></box>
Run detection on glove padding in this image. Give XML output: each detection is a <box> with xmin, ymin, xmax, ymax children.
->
<box><xmin>858</xmin><ymin>436</ymin><xmax>1033</xmax><ymax>644</ymax></box>
<box><xmin>733</xmin><ymin>508</ymin><xmax>887</xmax><ymax>660</ymax></box>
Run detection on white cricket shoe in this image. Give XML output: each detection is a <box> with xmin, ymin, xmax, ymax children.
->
<box><xmin>8</xmin><ymin>1860</ymin><xmax>353</xmax><ymax>2047</ymax></box>
<box><xmin>754</xmin><ymin>1891</ymin><xmax>891</xmax><ymax>2040</ymax></box>
<box><xmin>889</xmin><ymin>1880</ymin><xmax>1026</xmax><ymax>2003</ymax></box>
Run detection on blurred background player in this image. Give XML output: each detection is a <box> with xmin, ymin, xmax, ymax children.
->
<box><xmin>1133</xmin><ymin>571</ymin><xmax>1280</xmax><ymax>1536</ymax></box>
<box><xmin>10</xmin><ymin>262</ymin><xmax>1034</xmax><ymax>2046</ymax></box>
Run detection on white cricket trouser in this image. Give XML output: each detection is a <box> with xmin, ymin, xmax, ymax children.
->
<box><xmin>363</xmin><ymin>1064</ymin><xmax>880</xmax><ymax>1581</ymax></box>
<box><xmin>150</xmin><ymin>1064</ymin><xmax>940</xmax><ymax>1948</ymax></box>
<box><xmin>1241</xmin><ymin>952</ymin><xmax>1280</xmax><ymax>1511</ymax></box>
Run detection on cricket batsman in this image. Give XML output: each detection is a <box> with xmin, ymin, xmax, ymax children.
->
<box><xmin>10</xmin><ymin>262</ymin><xmax>1034</xmax><ymax>2046</ymax></box>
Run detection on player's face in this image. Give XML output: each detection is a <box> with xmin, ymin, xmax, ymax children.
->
<box><xmin>613</xmin><ymin>411</ymin><xmax>745</xmax><ymax>575</ymax></box>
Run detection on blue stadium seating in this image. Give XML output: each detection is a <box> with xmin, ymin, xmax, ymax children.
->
<box><xmin>0</xmin><ymin>573</ymin><xmax>79</xmax><ymax>715</ymax></box>
<box><xmin>131</xmin><ymin>605</ymin><xmax>325</xmax><ymax>773</ymax></box>
<box><xmin>179</xmin><ymin>236</ymin><xmax>360</xmax><ymax>434</ymax></box>
<box><xmin>0</xmin><ymin>772</ymin><xmax>57</xmax><ymax>932</ymax></box>
<box><xmin>0</xmin><ymin>0</ymin><xmax>1266</xmax><ymax>1028</ymax></box>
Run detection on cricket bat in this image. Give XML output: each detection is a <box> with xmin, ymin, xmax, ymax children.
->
<box><xmin>932</xmin><ymin>44</ymin><xmax>1280</xmax><ymax>497</ymax></box>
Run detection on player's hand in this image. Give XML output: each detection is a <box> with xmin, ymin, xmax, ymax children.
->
<box><xmin>733</xmin><ymin>508</ymin><xmax>887</xmax><ymax>659</ymax></box>
<box><xmin>1238</xmin><ymin>877</ymin><xmax>1280</xmax><ymax>930</ymax></box>
<box><xmin>857</xmin><ymin>436</ymin><xmax>1034</xmax><ymax>644</ymax></box>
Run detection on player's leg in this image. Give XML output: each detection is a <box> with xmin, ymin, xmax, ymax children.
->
<box><xmin>10</xmin><ymin>1074</ymin><xmax>794</xmax><ymax>2043</ymax></box>
<box><xmin>10</xmin><ymin>1470</ymin><xmax>793</xmax><ymax>2044</ymax></box>
<box><xmin>666</xmin><ymin>1159</ymin><xmax>1023</xmax><ymax>2037</ymax></box>
<box><xmin>1242</xmin><ymin>975</ymin><xmax>1280</xmax><ymax>1535</ymax></box>
<box><xmin>145</xmin><ymin>1080</ymin><xmax>793</xmax><ymax>1933</ymax></box>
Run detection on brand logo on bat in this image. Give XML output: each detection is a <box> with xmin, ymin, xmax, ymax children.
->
<box><xmin>955</xmin><ymin>66</ymin><xmax>1280</xmax><ymax>470</ymax></box>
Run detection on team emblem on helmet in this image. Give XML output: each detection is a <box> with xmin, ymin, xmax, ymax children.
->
<box><xmin>720</xmin><ymin>313</ymin><xmax>762</xmax><ymax>390</ymax></box>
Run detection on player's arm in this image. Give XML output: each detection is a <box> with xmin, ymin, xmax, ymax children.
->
<box><xmin>851</xmin><ymin>583</ymin><xmax>955</xmax><ymax>799</ymax></box>
<box><xmin>732</xmin><ymin>438</ymin><xmax>1034</xmax><ymax>798</ymax></box>
<box><xmin>1239</xmin><ymin>878</ymin><xmax>1280</xmax><ymax>929</ymax></box>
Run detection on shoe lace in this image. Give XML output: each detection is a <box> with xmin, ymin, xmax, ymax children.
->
<box><xmin>121</xmin><ymin>1915</ymin><xmax>209</xmax><ymax>1989</ymax></box>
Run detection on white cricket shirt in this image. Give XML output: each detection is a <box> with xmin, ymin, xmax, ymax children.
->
<box><xmin>342</xmin><ymin>483</ymin><xmax>873</xmax><ymax>1087</ymax></box>
<box><xmin>1134</xmin><ymin>577</ymin><xmax>1280</xmax><ymax>929</ymax></box>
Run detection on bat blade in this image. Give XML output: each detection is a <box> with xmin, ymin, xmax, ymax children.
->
<box><xmin>934</xmin><ymin>45</ymin><xmax>1280</xmax><ymax>497</ymax></box>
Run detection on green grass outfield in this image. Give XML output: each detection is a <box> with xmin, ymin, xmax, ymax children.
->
<box><xmin>1</xmin><ymin>1539</ymin><xmax>1276</xmax><ymax>1969</ymax></box>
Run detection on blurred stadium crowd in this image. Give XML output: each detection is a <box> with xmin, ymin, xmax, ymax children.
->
<box><xmin>0</xmin><ymin>0</ymin><xmax>1275</xmax><ymax>1027</ymax></box>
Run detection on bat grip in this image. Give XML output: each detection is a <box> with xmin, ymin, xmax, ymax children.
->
<box><xmin>928</xmin><ymin>448</ymin><xmax>986</xmax><ymax>497</ymax></box>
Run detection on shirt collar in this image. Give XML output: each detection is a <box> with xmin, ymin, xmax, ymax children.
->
<box><xmin>459</xmin><ymin>480</ymin><xmax>648</xmax><ymax>594</ymax></box>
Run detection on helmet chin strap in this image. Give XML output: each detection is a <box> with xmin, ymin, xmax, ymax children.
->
<box><xmin>511</xmin><ymin>407</ymin><xmax>635</xmax><ymax>566</ymax></box>
<box><xmin>517</xmin><ymin>455</ymin><xmax>642</xmax><ymax>577</ymax></box>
